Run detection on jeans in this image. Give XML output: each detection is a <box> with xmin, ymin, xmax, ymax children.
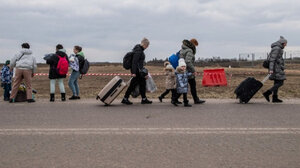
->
<box><xmin>50</xmin><ymin>79</ymin><xmax>65</xmax><ymax>94</ymax></box>
<box><xmin>3</xmin><ymin>83</ymin><xmax>11</xmax><ymax>100</ymax></box>
<box><xmin>269</xmin><ymin>80</ymin><xmax>284</xmax><ymax>96</ymax></box>
<box><xmin>68</xmin><ymin>71</ymin><xmax>80</xmax><ymax>96</ymax></box>
<box><xmin>124</xmin><ymin>75</ymin><xmax>146</xmax><ymax>99</ymax></box>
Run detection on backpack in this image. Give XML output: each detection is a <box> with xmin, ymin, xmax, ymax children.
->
<box><xmin>168</xmin><ymin>51</ymin><xmax>180</xmax><ymax>69</ymax></box>
<box><xmin>123</xmin><ymin>52</ymin><xmax>134</xmax><ymax>70</ymax></box>
<box><xmin>80</xmin><ymin>59</ymin><xmax>90</xmax><ymax>74</ymax></box>
<box><xmin>56</xmin><ymin>55</ymin><xmax>69</xmax><ymax>75</ymax></box>
<box><xmin>263</xmin><ymin>53</ymin><xmax>270</xmax><ymax>69</ymax></box>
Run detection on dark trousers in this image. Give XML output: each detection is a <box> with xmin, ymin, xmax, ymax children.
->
<box><xmin>3</xmin><ymin>83</ymin><xmax>11</xmax><ymax>100</ymax></box>
<box><xmin>160</xmin><ymin>89</ymin><xmax>176</xmax><ymax>99</ymax></box>
<box><xmin>188</xmin><ymin>78</ymin><xmax>199</xmax><ymax>101</ymax></box>
<box><xmin>269</xmin><ymin>80</ymin><xmax>284</xmax><ymax>96</ymax></box>
<box><xmin>124</xmin><ymin>75</ymin><xmax>146</xmax><ymax>99</ymax></box>
<box><xmin>176</xmin><ymin>93</ymin><xmax>188</xmax><ymax>103</ymax></box>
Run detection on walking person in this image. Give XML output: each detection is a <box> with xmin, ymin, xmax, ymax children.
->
<box><xmin>158</xmin><ymin>62</ymin><xmax>180</xmax><ymax>104</ymax></box>
<box><xmin>263</xmin><ymin>36</ymin><xmax>287</xmax><ymax>103</ymax></box>
<box><xmin>173</xmin><ymin>59</ymin><xmax>192</xmax><ymax>107</ymax></box>
<box><xmin>180</xmin><ymin>38</ymin><xmax>205</xmax><ymax>104</ymax></box>
<box><xmin>9</xmin><ymin>43</ymin><xmax>37</xmax><ymax>103</ymax></box>
<box><xmin>68</xmin><ymin>46</ymin><xmax>84</xmax><ymax>100</ymax></box>
<box><xmin>46</xmin><ymin>44</ymin><xmax>69</xmax><ymax>102</ymax></box>
<box><xmin>1</xmin><ymin>60</ymin><xmax>13</xmax><ymax>101</ymax></box>
<box><xmin>122</xmin><ymin>38</ymin><xmax>152</xmax><ymax>105</ymax></box>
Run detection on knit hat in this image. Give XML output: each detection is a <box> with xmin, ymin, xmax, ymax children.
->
<box><xmin>190</xmin><ymin>38</ymin><xmax>198</xmax><ymax>46</ymax></box>
<box><xmin>165</xmin><ymin>64</ymin><xmax>174</xmax><ymax>70</ymax></box>
<box><xmin>178</xmin><ymin>58</ymin><xmax>186</xmax><ymax>67</ymax></box>
<box><xmin>164</xmin><ymin>61</ymin><xmax>170</xmax><ymax>67</ymax></box>
<box><xmin>5</xmin><ymin>60</ymin><xmax>10</xmax><ymax>65</ymax></box>
<box><xmin>278</xmin><ymin>36</ymin><xmax>287</xmax><ymax>44</ymax></box>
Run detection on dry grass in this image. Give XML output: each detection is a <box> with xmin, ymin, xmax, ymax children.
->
<box><xmin>1</xmin><ymin>64</ymin><xmax>300</xmax><ymax>100</ymax></box>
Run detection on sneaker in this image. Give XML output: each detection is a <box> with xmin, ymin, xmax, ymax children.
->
<box><xmin>171</xmin><ymin>101</ymin><xmax>178</xmax><ymax>106</ymax></box>
<box><xmin>9</xmin><ymin>99</ymin><xmax>15</xmax><ymax>103</ymax></box>
<box><xmin>141</xmin><ymin>98</ymin><xmax>152</xmax><ymax>104</ymax></box>
<box><xmin>176</xmin><ymin>101</ymin><xmax>182</xmax><ymax>104</ymax></box>
<box><xmin>121</xmin><ymin>98</ymin><xmax>133</xmax><ymax>105</ymax></box>
<box><xmin>27</xmin><ymin>99</ymin><xmax>35</xmax><ymax>103</ymax></box>
<box><xmin>184</xmin><ymin>103</ymin><xmax>192</xmax><ymax>107</ymax></box>
<box><xmin>69</xmin><ymin>95</ymin><xmax>78</xmax><ymax>100</ymax></box>
<box><xmin>76</xmin><ymin>96</ymin><xmax>81</xmax><ymax>99</ymax></box>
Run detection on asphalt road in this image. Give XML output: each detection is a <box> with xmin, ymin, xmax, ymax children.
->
<box><xmin>0</xmin><ymin>99</ymin><xmax>300</xmax><ymax>168</ymax></box>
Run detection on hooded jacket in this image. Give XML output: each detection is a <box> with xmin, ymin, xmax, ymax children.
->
<box><xmin>131</xmin><ymin>44</ymin><xmax>146</xmax><ymax>75</ymax></box>
<box><xmin>269</xmin><ymin>41</ymin><xmax>286</xmax><ymax>80</ymax></box>
<box><xmin>175</xmin><ymin>67</ymin><xmax>192</xmax><ymax>94</ymax></box>
<box><xmin>180</xmin><ymin>40</ymin><xmax>196</xmax><ymax>79</ymax></box>
<box><xmin>10</xmin><ymin>49</ymin><xmax>37</xmax><ymax>73</ymax></box>
<box><xmin>76</xmin><ymin>51</ymin><xmax>85</xmax><ymax>71</ymax></box>
<box><xmin>46</xmin><ymin>51</ymin><xmax>69</xmax><ymax>79</ymax></box>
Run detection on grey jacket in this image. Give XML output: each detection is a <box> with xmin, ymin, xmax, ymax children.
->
<box><xmin>180</xmin><ymin>40</ymin><xmax>196</xmax><ymax>79</ymax></box>
<box><xmin>10</xmin><ymin>49</ymin><xmax>37</xmax><ymax>73</ymax></box>
<box><xmin>269</xmin><ymin>41</ymin><xmax>286</xmax><ymax>80</ymax></box>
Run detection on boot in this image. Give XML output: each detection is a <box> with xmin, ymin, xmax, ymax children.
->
<box><xmin>272</xmin><ymin>95</ymin><xmax>283</xmax><ymax>103</ymax></box>
<box><xmin>263</xmin><ymin>90</ymin><xmax>272</xmax><ymax>102</ymax></box>
<box><xmin>141</xmin><ymin>98</ymin><xmax>152</xmax><ymax>104</ymax></box>
<box><xmin>61</xmin><ymin>93</ymin><xmax>66</xmax><ymax>101</ymax></box>
<box><xmin>184</xmin><ymin>100</ymin><xmax>192</xmax><ymax>107</ymax></box>
<box><xmin>158</xmin><ymin>96</ymin><xmax>163</xmax><ymax>102</ymax></box>
<box><xmin>50</xmin><ymin>94</ymin><xmax>55</xmax><ymax>102</ymax></box>
<box><xmin>194</xmin><ymin>98</ymin><xmax>205</xmax><ymax>104</ymax></box>
<box><xmin>171</xmin><ymin>100</ymin><xmax>178</xmax><ymax>106</ymax></box>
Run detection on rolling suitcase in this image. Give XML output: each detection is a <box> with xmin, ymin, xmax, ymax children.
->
<box><xmin>234</xmin><ymin>74</ymin><xmax>270</xmax><ymax>103</ymax></box>
<box><xmin>96</xmin><ymin>76</ymin><xmax>129</xmax><ymax>105</ymax></box>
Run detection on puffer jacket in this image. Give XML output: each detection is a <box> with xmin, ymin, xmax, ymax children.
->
<box><xmin>131</xmin><ymin>44</ymin><xmax>146</xmax><ymax>75</ymax></box>
<box><xmin>165</xmin><ymin>71</ymin><xmax>176</xmax><ymax>89</ymax></box>
<box><xmin>10</xmin><ymin>49</ymin><xmax>37</xmax><ymax>73</ymax></box>
<box><xmin>176</xmin><ymin>67</ymin><xmax>192</xmax><ymax>94</ymax></box>
<box><xmin>269</xmin><ymin>41</ymin><xmax>286</xmax><ymax>80</ymax></box>
<box><xmin>46</xmin><ymin>51</ymin><xmax>69</xmax><ymax>79</ymax></box>
<box><xmin>180</xmin><ymin>40</ymin><xmax>196</xmax><ymax>79</ymax></box>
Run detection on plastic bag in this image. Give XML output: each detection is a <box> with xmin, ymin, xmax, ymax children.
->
<box><xmin>146</xmin><ymin>74</ymin><xmax>157</xmax><ymax>93</ymax></box>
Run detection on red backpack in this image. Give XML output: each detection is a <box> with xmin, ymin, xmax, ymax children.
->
<box><xmin>56</xmin><ymin>55</ymin><xmax>69</xmax><ymax>75</ymax></box>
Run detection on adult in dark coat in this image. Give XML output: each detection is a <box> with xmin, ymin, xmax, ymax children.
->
<box><xmin>263</xmin><ymin>36</ymin><xmax>287</xmax><ymax>103</ymax></box>
<box><xmin>122</xmin><ymin>38</ymin><xmax>152</xmax><ymax>105</ymax></box>
<box><xmin>46</xmin><ymin>44</ymin><xmax>69</xmax><ymax>102</ymax></box>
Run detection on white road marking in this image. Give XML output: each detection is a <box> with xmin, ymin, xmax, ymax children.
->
<box><xmin>0</xmin><ymin>128</ymin><xmax>300</xmax><ymax>135</ymax></box>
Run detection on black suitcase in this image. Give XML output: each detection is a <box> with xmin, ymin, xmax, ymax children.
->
<box><xmin>234</xmin><ymin>75</ymin><xmax>270</xmax><ymax>103</ymax></box>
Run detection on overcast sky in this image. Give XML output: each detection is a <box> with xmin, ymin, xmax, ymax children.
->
<box><xmin>0</xmin><ymin>0</ymin><xmax>299</xmax><ymax>63</ymax></box>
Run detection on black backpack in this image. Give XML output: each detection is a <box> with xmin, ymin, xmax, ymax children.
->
<box><xmin>263</xmin><ymin>53</ymin><xmax>270</xmax><ymax>69</ymax></box>
<box><xmin>80</xmin><ymin>59</ymin><xmax>90</xmax><ymax>74</ymax></box>
<box><xmin>123</xmin><ymin>52</ymin><xmax>134</xmax><ymax>70</ymax></box>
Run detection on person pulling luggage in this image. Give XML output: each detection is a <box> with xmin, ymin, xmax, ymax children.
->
<box><xmin>263</xmin><ymin>36</ymin><xmax>287</xmax><ymax>103</ymax></box>
<box><xmin>122</xmin><ymin>38</ymin><xmax>152</xmax><ymax>105</ymax></box>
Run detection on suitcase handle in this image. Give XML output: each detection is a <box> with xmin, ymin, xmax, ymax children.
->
<box><xmin>262</xmin><ymin>74</ymin><xmax>271</xmax><ymax>84</ymax></box>
<box><xmin>110</xmin><ymin>87</ymin><xmax>119</xmax><ymax>97</ymax></box>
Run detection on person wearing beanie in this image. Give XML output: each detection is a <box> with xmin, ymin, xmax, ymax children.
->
<box><xmin>122</xmin><ymin>38</ymin><xmax>152</xmax><ymax>105</ymax></box>
<box><xmin>9</xmin><ymin>43</ymin><xmax>37</xmax><ymax>103</ymax></box>
<box><xmin>174</xmin><ymin>59</ymin><xmax>192</xmax><ymax>107</ymax></box>
<box><xmin>46</xmin><ymin>44</ymin><xmax>69</xmax><ymax>102</ymax></box>
<box><xmin>263</xmin><ymin>36</ymin><xmax>288</xmax><ymax>103</ymax></box>
<box><xmin>180</xmin><ymin>38</ymin><xmax>205</xmax><ymax>104</ymax></box>
<box><xmin>158</xmin><ymin>62</ymin><xmax>181</xmax><ymax>104</ymax></box>
<box><xmin>1</xmin><ymin>60</ymin><xmax>13</xmax><ymax>101</ymax></box>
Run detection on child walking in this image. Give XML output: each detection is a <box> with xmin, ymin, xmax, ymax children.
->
<box><xmin>174</xmin><ymin>59</ymin><xmax>192</xmax><ymax>107</ymax></box>
<box><xmin>1</xmin><ymin>60</ymin><xmax>13</xmax><ymax>101</ymax></box>
<box><xmin>158</xmin><ymin>62</ymin><xmax>179</xmax><ymax>104</ymax></box>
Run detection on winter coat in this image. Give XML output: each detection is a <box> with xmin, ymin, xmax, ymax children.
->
<box><xmin>176</xmin><ymin>67</ymin><xmax>192</xmax><ymax>94</ymax></box>
<box><xmin>180</xmin><ymin>40</ymin><xmax>196</xmax><ymax>79</ymax></box>
<box><xmin>269</xmin><ymin>41</ymin><xmax>286</xmax><ymax>80</ymax></box>
<box><xmin>1</xmin><ymin>65</ymin><xmax>13</xmax><ymax>83</ymax></box>
<box><xmin>165</xmin><ymin>71</ymin><xmax>176</xmax><ymax>89</ymax></box>
<box><xmin>10</xmin><ymin>49</ymin><xmax>37</xmax><ymax>73</ymax></box>
<box><xmin>46</xmin><ymin>51</ymin><xmax>69</xmax><ymax>79</ymax></box>
<box><xmin>131</xmin><ymin>44</ymin><xmax>146</xmax><ymax>75</ymax></box>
